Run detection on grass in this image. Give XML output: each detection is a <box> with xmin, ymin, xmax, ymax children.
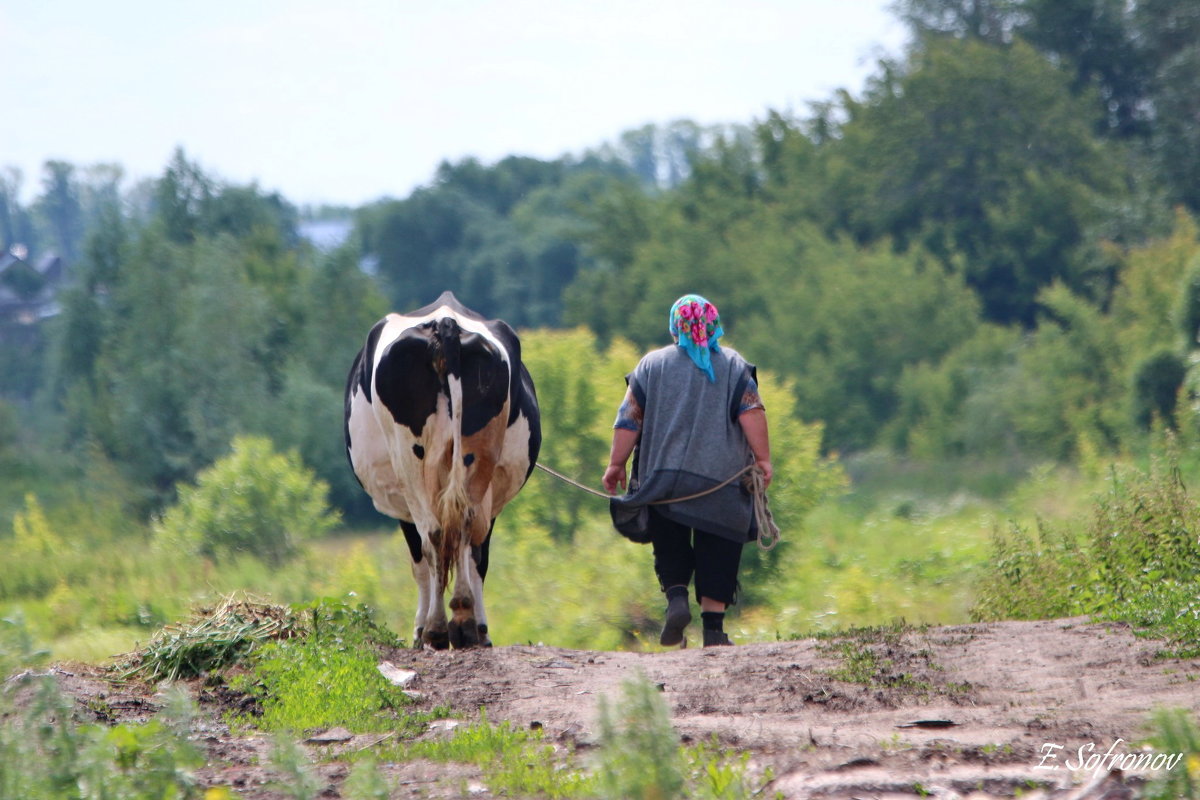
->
<box><xmin>0</xmin><ymin>446</ymin><xmax>1015</xmax><ymax>662</ymax></box>
<box><xmin>376</xmin><ymin>711</ymin><xmax>596</xmax><ymax>799</ymax></box>
<box><xmin>214</xmin><ymin>597</ymin><xmax>449</xmax><ymax>737</ymax></box>
<box><xmin>973</xmin><ymin>449</ymin><xmax>1200</xmax><ymax>658</ymax></box>
<box><xmin>0</xmin><ymin>672</ymin><xmax>205</xmax><ymax>800</ymax></box>
<box><xmin>1140</xmin><ymin>708</ymin><xmax>1200</xmax><ymax>800</ymax></box>
<box><xmin>9</xmin><ymin>443</ymin><xmax>1200</xmax><ymax>668</ymax></box>
<box><xmin>814</xmin><ymin>622</ymin><xmax>937</xmax><ymax>694</ymax></box>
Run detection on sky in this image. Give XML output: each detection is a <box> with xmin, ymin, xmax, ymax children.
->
<box><xmin>4</xmin><ymin>1</ymin><xmax>908</xmax><ymax>208</ymax></box>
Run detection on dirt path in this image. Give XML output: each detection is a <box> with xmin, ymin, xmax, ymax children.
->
<box><xmin>43</xmin><ymin>617</ymin><xmax>1200</xmax><ymax>798</ymax></box>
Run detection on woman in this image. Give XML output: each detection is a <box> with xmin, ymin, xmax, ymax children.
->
<box><xmin>603</xmin><ymin>294</ymin><xmax>772</xmax><ymax>648</ymax></box>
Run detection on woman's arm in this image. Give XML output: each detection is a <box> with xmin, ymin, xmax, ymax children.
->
<box><xmin>604</xmin><ymin>387</ymin><xmax>643</xmax><ymax>494</ymax></box>
<box><xmin>603</xmin><ymin>427</ymin><xmax>640</xmax><ymax>494</ymax></box>
<box><xmin>737</xmin><ymin>408</ymin><xmax>772</xmax><ymax>489</ymax></box>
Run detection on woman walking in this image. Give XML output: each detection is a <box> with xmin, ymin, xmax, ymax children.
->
<box><xmin>603</xmin><ymin>294</ymin><xmax>772</xmax><ymax>648</ymax></box>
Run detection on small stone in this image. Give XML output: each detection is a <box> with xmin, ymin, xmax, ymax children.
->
<box><xmin>306</xmin><ymin>727</ymin><xmax>354</xmax><ymax>744</ymax></box>
<box><xmin>377</xmin><ymin>661</ymin><xmax>417</xmax><ymax>687</ymax></box>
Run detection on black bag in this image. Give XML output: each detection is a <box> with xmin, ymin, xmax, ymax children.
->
<box><xmin>609</xmin><ymin>447</ymin><xmax>653</xmax><ymax>543</ymax></box>
<box><xmin>609</xmin><ymin>497</ymin><xmax>653</xmax><ymax>544</ymax></box>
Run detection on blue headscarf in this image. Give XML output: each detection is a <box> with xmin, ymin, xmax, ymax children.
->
<box><xmin>668</xmin><ymin>294</ymin><xmax>724</xmax><ymax>382</ymax></box>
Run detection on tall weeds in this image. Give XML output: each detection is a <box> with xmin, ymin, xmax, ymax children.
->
<box><xmin>974</xmin><ymin>452</ymin><xmax>1200</xmax><ymax>656</ymax></box>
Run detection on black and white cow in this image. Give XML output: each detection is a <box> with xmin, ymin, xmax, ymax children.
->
<box><xmin>344</xmin><ymin>292</ymin><xmax>541</xmax><ymax>649</ymax></box>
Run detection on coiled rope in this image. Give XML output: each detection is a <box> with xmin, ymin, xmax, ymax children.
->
<box><xmin>533</xmin><ymin>462</ymin><xmax>781</xmax><ymax>552</ymax></box>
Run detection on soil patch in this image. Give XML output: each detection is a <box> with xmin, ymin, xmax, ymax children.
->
<box><xmin>26</xmin><ymin>617</ymin><xmax>1200</xmax><ymax>799</ymax></box>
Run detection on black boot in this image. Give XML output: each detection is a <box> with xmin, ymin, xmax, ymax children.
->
<box><xmin>702</xmin><ymin>629</ymin><xmax>732</xmax><ymax>647</ymax></box>
<box><xmin>660</xmin><ymin>586</ymin><xmax>691</xmax><ymax>646</ymax></box>
<box><xmin>701</xmin><ymin>611</ymin><xmax>732</xmax><ymax>647</ymax></box>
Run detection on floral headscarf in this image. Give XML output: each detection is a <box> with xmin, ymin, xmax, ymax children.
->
<box><xmin>669</xmin><ymin>294</ymin><xmax>724</xmax><ymax>382</ymax></box>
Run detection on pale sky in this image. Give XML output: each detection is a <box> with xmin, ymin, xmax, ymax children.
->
<box><xmin>4</xmin><ymin>1</ymin><xmax>907</xmax><ymax>207</ymax></box>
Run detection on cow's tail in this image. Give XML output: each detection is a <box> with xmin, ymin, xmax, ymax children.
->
<box><xmin>436</xmin><ymin>318</ymin><xmax>471</xmax><ymax>587</ymax></box>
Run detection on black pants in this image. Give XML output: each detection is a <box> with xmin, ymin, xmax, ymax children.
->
<box><xmin>649</xmin><ymin>507</ymin><xmax>743</xmax><ymax>605</ymax></box>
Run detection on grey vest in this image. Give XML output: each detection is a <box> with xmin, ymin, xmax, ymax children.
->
<box><xmin>611</xmin><ymin>345</ymin><xmax>757</xmax><ymax>542</ymax></box>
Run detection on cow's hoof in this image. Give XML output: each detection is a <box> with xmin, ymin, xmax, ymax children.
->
<box><xmin>479</xmin><ymin>623</ymin><xmax>492</xmax><ymax>647</ymax></box>
<box><xmin>423</xmin><ymin>628</ymin><xmax>450</xmax><ymax>650</ymax></box>
<box><xmin>448</xmin><ymin>618</ymin><xmax>482</xmax><ymax>649</ymax></box>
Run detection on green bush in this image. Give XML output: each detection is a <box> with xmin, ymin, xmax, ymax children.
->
<box><xmin>241</xmin><ymin>598</ymin><xmax>423</xmax><ymax>735</ymax></box>
<box><xmin>1133</xmin><ymin>350</ymin><xmax>1187</xmax><ymax>430</ymax></box>
<box><xmin>595</xmin><ymin>674</ymin><xmax>686</xmax><ymax>800</ymax></box>
<box><xmin>971</xmin><ymin>520</ymin><xmax>1088</xmax><ymax>622</ymax></box>
<box><xmin>974</xmin><ymin>453</ymin><xmax>1200</xmax><ymax>656</ymax></box>
<box><xmin>156</xmin><ymin>435</ymin><xmax>339</xmax><ymax>565</ymax></box>
<box><xmin>0</xmin><ymin>678</ymin><xmax>206</xmax><ymax>800</ymax></box>
<box><xmin>1141</xmin><ymin>708</ymin><xmax>1200</xmax><ymax>800</ymax></box>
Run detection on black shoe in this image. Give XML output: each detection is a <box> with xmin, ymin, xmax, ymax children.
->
<box><xmin>660</xmin><ymin>594</ymin><xmax>691</xmax><ymax>646</ymax></box>
<box><xmin>703</xmin><ymin>629</ymin><xmax>732</xmax><ymax>647</ymax></box>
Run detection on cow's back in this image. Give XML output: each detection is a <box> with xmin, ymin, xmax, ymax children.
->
<box><xmin>344</xmin><ymin>293</ymin><xmax>541</xmax><ymax>532</ymax></box>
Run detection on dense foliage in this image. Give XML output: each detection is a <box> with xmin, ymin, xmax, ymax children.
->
<box><xmin>155</xmin><ymin>436</ymin><xmax>339</xmax><ymax>566</ymax></box>
<box><xmin>974</xmin><ymin>446</ymin><xmax>1200</xmax><ymax>657</ymax></box>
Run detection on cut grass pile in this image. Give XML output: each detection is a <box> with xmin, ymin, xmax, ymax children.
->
<box><xmin>115</xmin><ymin>594</ymin><xmax>301</xmax><ymax>682</ymax></box>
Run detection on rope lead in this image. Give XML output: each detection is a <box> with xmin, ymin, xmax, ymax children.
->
<box><xmin>533</xmin><ymin>462</ymin><xmax>782</xmax><ymax>551</ymax></box>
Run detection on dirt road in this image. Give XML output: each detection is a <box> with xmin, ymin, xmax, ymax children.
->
<box><xmin>46</xmin><ymin>617</ymin><xmax>1200</xmax><ymax>798</ymax></box>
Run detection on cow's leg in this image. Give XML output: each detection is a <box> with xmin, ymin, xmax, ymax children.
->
<box><xmin>418</xmin><ymin>529</ymin><xmax>451</xmax><ymax>650</ymax></box>
<box><xmin>400</xmin><ymin>521</ymin><xmax>437</xmax><ymax>649</ymax></box>
<box><xmin>447</xmin><ymin>542</ymin><xmax>483</xmax><ymax>649</ymax></box>
<box><xmin>471</xmin><ymin>526</ymin><xmax>493</xmax><ymax>646</ymax></box>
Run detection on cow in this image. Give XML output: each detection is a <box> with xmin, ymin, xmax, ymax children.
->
<box><xmin>344</xmin><ymin>291</ymin><xmax>541</xmax><ymax>649</ymax></box>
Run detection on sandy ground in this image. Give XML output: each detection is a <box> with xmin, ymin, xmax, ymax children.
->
<box><xmin>30</xmin><ymin>617</ymin><xmax>1200</xmax><ymax>799</ymax></box>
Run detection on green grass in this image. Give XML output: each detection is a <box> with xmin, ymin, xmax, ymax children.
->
<box><xmin>1140</xmin><ymin>708</ymin><xmax>1200</xmax><ymax>800</ymax></box>
<box><xmin>378</xmin><ymin>711</ymin><xmax>595</xmax><ymax>799</ymax></box>
<box><xmin>973</xmin><ymin>450</ymin><xmax>1200</xmax><ymax>657</ymax></box>
<box><xmin>224</xmin><ymin>597</ymin><xmax>447</xmax><ymax>737</ymax></box>
<box><xmin>813</xmin><ymin>622</ymin><xmax>936</xmax><ymax>694</ymax></box>
<box><xmin>0</xmin><ymin>673</ymin><xmax>207</xmax><ymax>800</ymax></box>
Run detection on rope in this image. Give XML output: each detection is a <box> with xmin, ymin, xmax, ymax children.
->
<box><xmin>533</xmin><ymin>461</ymin><xmax>782</xmax><ymax>551</ymax></box>
<box><xmin>533</xmin><ymin>462</ymin><xmax>611</xmax><ymax>499</ymax></box>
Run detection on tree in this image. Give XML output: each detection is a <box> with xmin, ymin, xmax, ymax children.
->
<box><xmin>733</xmin><ymin>225</ymin><xmax>982</xmax><ymax>452</ymax></box>
<box><xmin>34</xmin><ymin>161</ymin><xmax>85</xmax><ymax>264</ymax></box>
<box><xmin>512</xmin><ymin>329</ymin><xmax>624</xmax><ymax>542</ymax></box>
<box><xmin>1021</xmin><ymin>0</ymin><xmax>1149</xmax><ymax>137</ymax></box>
<box><xmin>0</xmin><ymin>168</ymin><xmax>37</xmax><ymax>253</ymax></box>
<box><xmin>826</xmin><ymin>37</ymin><xmax>1119</xmax><ymax>325</ymax></box>
<box><xmin>358</xmin><ymin>153</ymin><xmax>641</xmax><ymax>327</ymax></box>
<box><xmin>893</xmin><ymin>0</ymin><xmax>1026</xmax><ymax>43</ymax></box>
<box><xmin>154</xmin><ymin>148</ymin><xmax>216</xmax><ymax>244</ymax></box>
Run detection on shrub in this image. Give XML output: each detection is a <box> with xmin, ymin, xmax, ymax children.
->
<box><xmin>971</xmin><ymin>520</ymin><xmax>1088</xmax><ymax>622</ymax></box>
<box><xmin>0</xmin><ymin>677</ymin><xmax>206</xmax><ymax>800</ymax></box>
<box><xmin>240</xmin><ymin>598</ymin><xmax>420</xmax><ymax>735</ymax></box>
<box><xmin>973</xmin><ymin>453</ymin><xmax>1200</xmax><ymax>656</ymax></box>
<box><xmin>1141</xmin><ymin>708</ymin><xmax>1200</xmax><ymax>800</ymax></box>
<box><xmin>1133</xmin><ymin>350</ymin><xmax>1187</xmax><ymax>430</ymax></box>
<box><xmin>594</xmin><ymin>674</ymin><xmax>686</xmax><ymax>800</ymax></box>
<box><xmin>156</xmin><ymin>435</ymin><xmax>339</xmax><ymax>565</ymax></box>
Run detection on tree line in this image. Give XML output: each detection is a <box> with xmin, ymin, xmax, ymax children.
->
<box><xmin>4</xmin><ymin>0</ymin><xmax>1200</xmax><ymax>524</ymax></box>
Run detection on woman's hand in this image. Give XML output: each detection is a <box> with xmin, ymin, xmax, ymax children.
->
<box><xmin>755</xmin><ymin>459</ymin><xmax>773</xmax><ymax>490</ymax></box>
<box><xmin>603</xmin><ymin>462</ymin><xmax>627</xmax><ymax>494</ymax></box>
<box><xmin>737</xmin><ymin>409</ymin><xmax>772</xmax><ymax>490</ymax></box>
<box><xmin>604</xmin><ymin>427</ymin><xmax>640</xmax><ymax>494</ymax></box>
